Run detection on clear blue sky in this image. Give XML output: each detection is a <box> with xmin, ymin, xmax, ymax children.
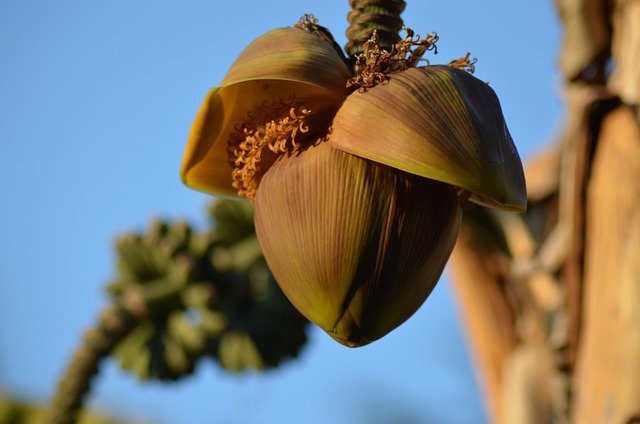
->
<box><xmin>0</xmin><ymin>2</ymin><xmax>561</xmax><ymax>423</ymax></box>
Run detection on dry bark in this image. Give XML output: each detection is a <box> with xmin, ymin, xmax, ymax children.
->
<box><xmin>449</xmin><ymin>0</ymin><xmax>640</xmax><ymax>422</ymax></box>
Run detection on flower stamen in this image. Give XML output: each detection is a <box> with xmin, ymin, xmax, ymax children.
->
<box><xmin>448</xmin><ymin>52</ymin><xmax>477</xmax><ymax>74</ymax></box>
<box><xmin>228</xmin><ymin>97</ymin><xmax>314</xmax><ymax>201</ymax></box>
<box><xmin>347</xmin><ymin>28</ymin><xmax>439</xmax><ymax>90</ymax></box>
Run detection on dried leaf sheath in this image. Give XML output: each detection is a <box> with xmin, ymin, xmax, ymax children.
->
<box><xmin>254</xmin><ymin>142</ymin><xmax>461</xmax><ymax>346</ymax></box>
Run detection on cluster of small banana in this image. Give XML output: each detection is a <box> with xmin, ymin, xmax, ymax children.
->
<box><xmin>106</xmin><ymin>200</ymin><xmax>308</xmax><ymax>381</ymax></box>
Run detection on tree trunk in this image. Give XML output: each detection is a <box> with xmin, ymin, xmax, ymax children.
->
<box><xmin>449</xmin><ymin>1</ymin><xmax>640</xmax><ymax>423</ymax></box>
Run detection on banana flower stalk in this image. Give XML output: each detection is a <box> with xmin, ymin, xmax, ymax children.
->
<box><xmin>181</xmin><ymin>17</ymin><xmax>526</xmax><ymax>347</ymax></box>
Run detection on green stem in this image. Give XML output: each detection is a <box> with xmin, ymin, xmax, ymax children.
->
<box><xmin>345</xmin><ymin>0</ymin><xmax>406</xmax><ymax>58</ymax></box>
<box><xmin>47</xmin><ymin>306</ymin><xmax>137</xmax><ymax>424</ymax></box>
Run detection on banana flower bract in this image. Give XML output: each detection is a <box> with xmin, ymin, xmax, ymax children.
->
<box><xmin>181</xmin><ymin>19</ymin><xmax>526</xmax><ymax>347</ymax></box>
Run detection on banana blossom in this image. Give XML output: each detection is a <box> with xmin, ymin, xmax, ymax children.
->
<box><xmin>181</xmin><ymin>18</ymin><xmax>526</xmax><ymax>347</ymax></box>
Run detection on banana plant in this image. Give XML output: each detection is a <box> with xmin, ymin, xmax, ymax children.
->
<box><xmin>48</xmin><ymin>199</ymin><xmax>307</xmax><ymax>423</ymax></box>
<box><xmin>49</xmin><ymin>1</ymin><xmax>527</xmax><ymax>422</ymax></box>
